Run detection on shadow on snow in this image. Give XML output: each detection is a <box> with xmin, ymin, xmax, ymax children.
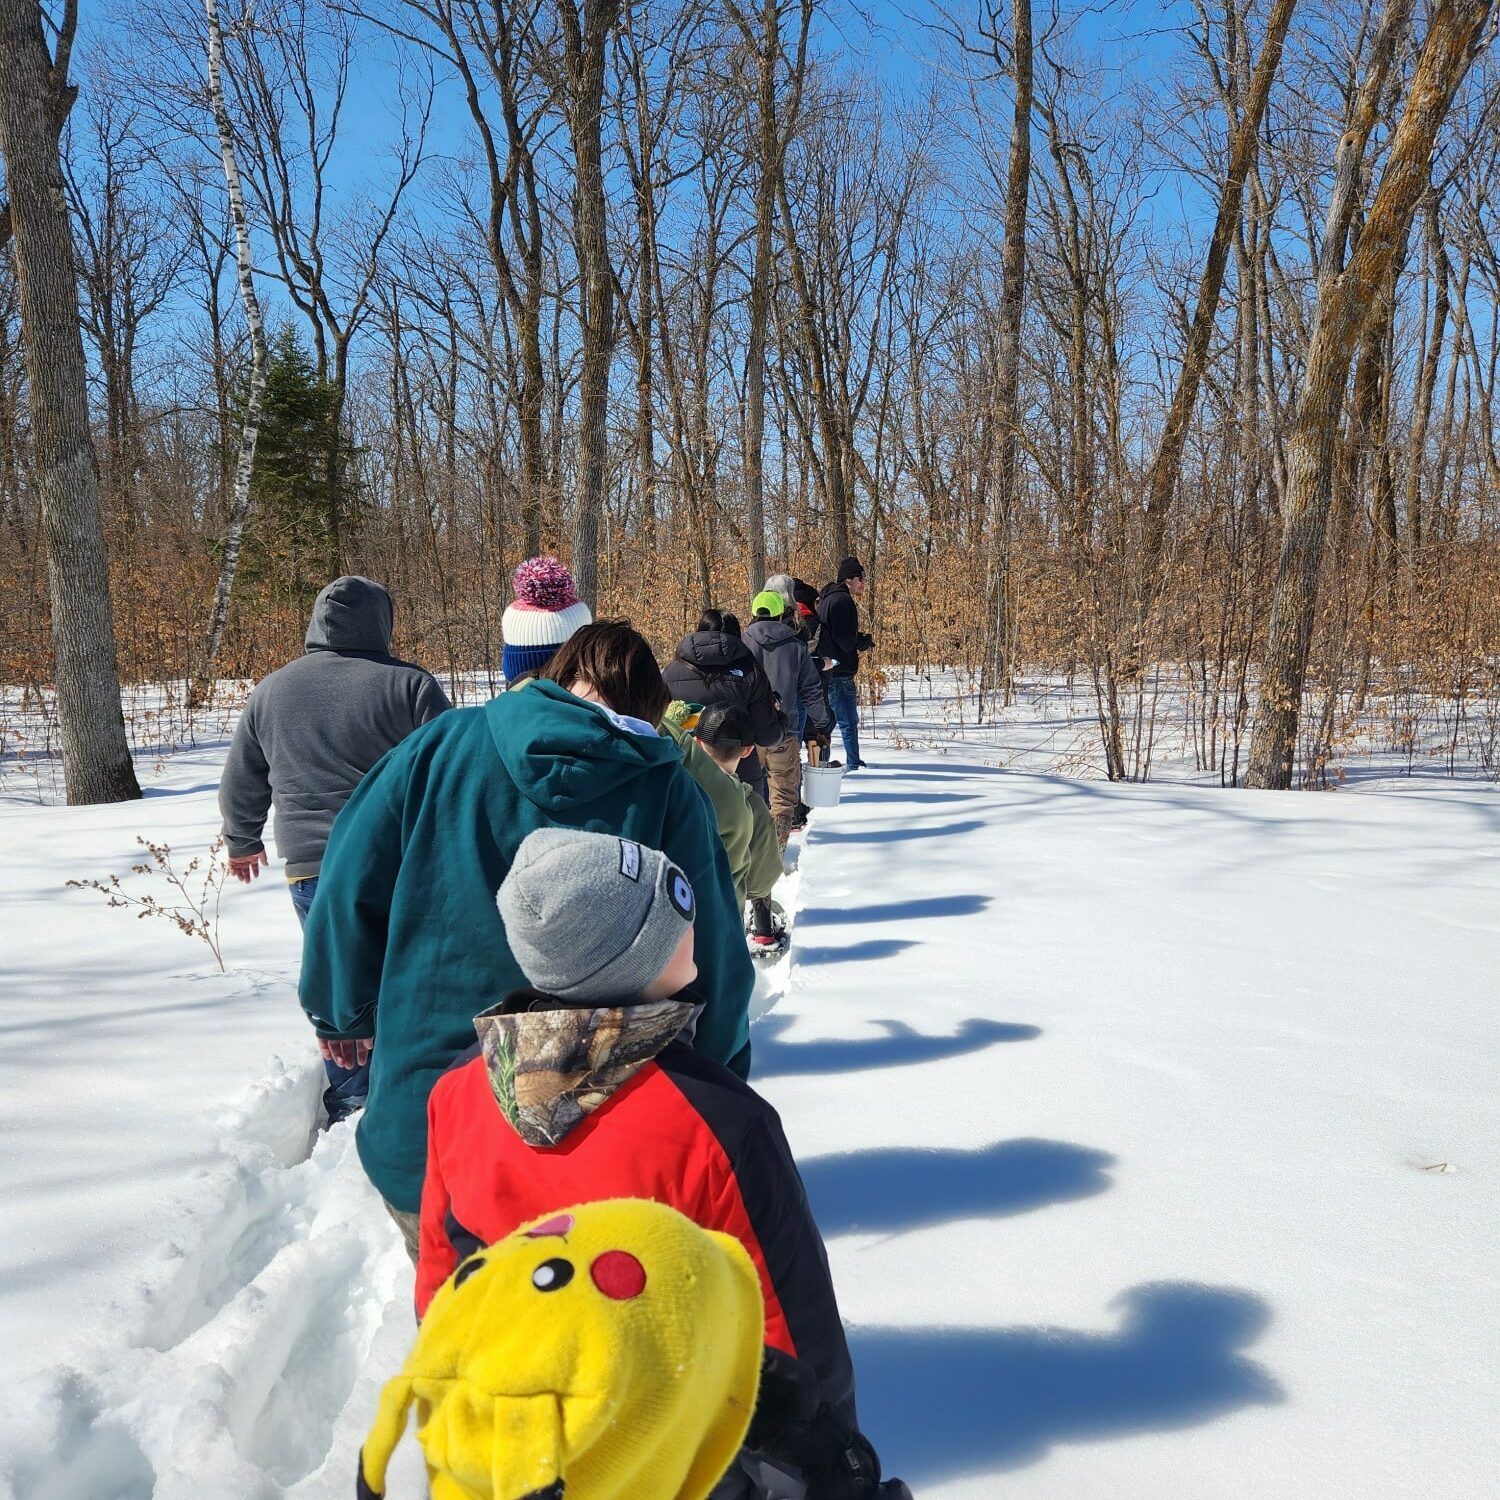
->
<box><xmin>793</xmin><ymin>938</ymin><xmax>921</xmax><ymax>966</ymax></box>
<box><xmin>795</xmin><ymin>894</ymin><xmax>992</xmax><ymax>926</ymax></box>
<box><xmin>750</xmin><ymin>1015</ymin><xmax>1037</xmax><ymax>1078</ymax></box>
<box><xmin>800</xmin><ymin>1138</ymin><xmax>1114</xmax><ymax>1236</ymax></box>
<box><xmin>811</xmin><ymin>819</ymin><xmax>986</xmax><ymax>845</ymax></box>
<box><xmin>838</xmin><ymin>790</ymin><xmax>984</xmax><ymax>806</ymax></box>
<box><xmin>855</xmin><ymin>1283</ymin><xmax>1282</xmax><ymax>1484</ymax></box>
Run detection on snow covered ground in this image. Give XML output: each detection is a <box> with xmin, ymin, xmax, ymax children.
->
<box><xmin>2</xmin><ymin>680</ymin><xmax>1496</xmax><ymax>1498</ymax></box>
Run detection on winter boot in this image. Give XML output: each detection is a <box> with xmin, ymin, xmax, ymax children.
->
<box><xmin>747</xmin><ymin>898</ymin><xmax>789</xmax><ymax>960</ymax></box>
<box><xmin>774</xmin><ymin>811</ymin><xmax>794</xmax><ymax>850</ymax></box>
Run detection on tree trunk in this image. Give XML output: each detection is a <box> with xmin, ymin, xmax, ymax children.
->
<box><xmin>1247</xmin><ymin>0</ymin><xmax>1493</xmax><ymax>789</ymax></box>
<box><xmin>0</xmin><ymin>0</ymin><xmax>140</xmax><ymax>802</ymax></box>
<box><xmin>559</xmin><ymin>0</ymin><xmax>620</xmax><ymax>608</ymax></box>
<box><xmin>983</xmin><ymin>0</ymin><xmax>1032</xmax><ymax>695</ymax></box>
<box><xmin>777</xmin><ymin>170</ymin><xmax>850</xmax><ymax>566</ymax></box>
<box><xmin>1406</xmin><ymin>193</ymin><xmax>1449</xmax><ymax>553</ymax></box>
<box><xmin>738</xmin><ymin>0</ymin><xmax>785</xmax><ymax>592</ymax></box>
<box><xmin>199</xmin><ymin>0</ymin><xmax>270</xmax><ymax>688</ymax></box>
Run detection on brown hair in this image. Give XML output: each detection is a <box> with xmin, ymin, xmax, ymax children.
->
<box><xmin>540</xmin><ymin>619</ymin><xmax>671</xmax><ymax>726</ymax></box>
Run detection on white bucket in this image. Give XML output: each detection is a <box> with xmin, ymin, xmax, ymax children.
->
<box><xmin>802</xmin><ymin>763</ymin><xmax>846</xmax><ymax>809</ymax></box>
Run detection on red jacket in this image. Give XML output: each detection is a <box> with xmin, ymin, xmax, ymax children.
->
<box><xmin>417</xmin><ymin>991</ymin><xmax>856</xmax><ymax>1422</ymax></box>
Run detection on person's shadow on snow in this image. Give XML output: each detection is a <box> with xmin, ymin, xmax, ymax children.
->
<box><xmin>799</xmin><ymin>1139</ymin><xmax>1114</xmax><ymax>1236</ymax></box>
<box><xmin>751</xmin><ymin>1015</ymin><xmax>1039</xmax><ymax>1078</ymax></box>
<box><xmin>853</xmin><ymin>1283</ymin><xmax>1283</xmax><ymax>1483</ymax></box>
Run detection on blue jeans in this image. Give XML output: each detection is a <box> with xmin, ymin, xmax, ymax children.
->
<box><xmin>825</xmin><ymin>675</ymin><xmax>862</xmax><ymax>767</ymax></box>
<box><xmin>290</xmin><ymin>876</ymin><xmax>369</xmax><ymax>1123</ymax></box>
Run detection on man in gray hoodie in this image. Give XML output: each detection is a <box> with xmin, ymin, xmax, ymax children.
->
<box><xmin>219</xmin><ymin>575</ymin><xmax>450</xmax><ymax>1119</ymax></box>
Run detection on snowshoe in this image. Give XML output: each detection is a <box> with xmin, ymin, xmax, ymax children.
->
<box><xmin>745</xmin><ymin>898</ymin><xmax>789</xmax><ymax>961</ymax></box>
<box><xmin>750</xmin><ymin>930</ymin><xmax>789</xmax><ymax>961</ymax></box>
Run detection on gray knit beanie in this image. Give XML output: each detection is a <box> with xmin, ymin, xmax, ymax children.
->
<box><xmin>498</xmin><ymin>828</ymin><xmax>696</xmax><ymax>1002</ymax></box>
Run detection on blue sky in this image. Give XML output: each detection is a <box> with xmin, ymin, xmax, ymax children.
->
<box><xmin>68</xmin><ymin>0</ymin><xmax>1201</xmax><ymax>220</ymax></box>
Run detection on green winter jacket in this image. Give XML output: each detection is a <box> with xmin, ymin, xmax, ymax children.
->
<box><xmin>660</xmin><ymin>701</ymin><xmax>783</xmax><ymax>905</ymax></box>
<box><xmin>299</xmin><ymin>678</ymin><xmax>754</xmax><ymax>1212</ymax></box>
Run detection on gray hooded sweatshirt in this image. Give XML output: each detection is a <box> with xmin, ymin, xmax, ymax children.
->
<box><xmin>218</xmin><ymin>577</ymin><xmax>451</xmax><ymax>877</ymax></box>
<box><xmin>743</xmin><ymin>616</ymin><xmax>830</xmax><ymax>735</ymax></box>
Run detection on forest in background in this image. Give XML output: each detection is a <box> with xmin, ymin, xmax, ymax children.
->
<box><xmin>2</xmin><ymin>0</ymin><xmax>1498</xmax><ymax>791</ymax></box>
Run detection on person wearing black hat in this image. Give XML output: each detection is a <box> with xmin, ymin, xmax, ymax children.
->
<box><xmin>816</xmin><ymin>557</ymin><xmax>874</xmax><ymax>770</ymax></box>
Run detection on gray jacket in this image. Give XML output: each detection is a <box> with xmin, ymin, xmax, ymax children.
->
<box><xmin>743</xmin><ymin>618</ymin><xmax>830</xmax><ymax>736</ymax></box>
<box><xmin>218</xmin><ymin>577</ymin><xmax>451</xmax><ymax>877</ymax></box>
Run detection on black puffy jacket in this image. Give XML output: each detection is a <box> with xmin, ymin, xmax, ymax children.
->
<box><xmin>662</xmin><ymin>630</ymin><xmax>787</xmax><ymax>748</ymax></box>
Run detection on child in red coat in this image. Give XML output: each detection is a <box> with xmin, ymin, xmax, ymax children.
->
<box><xmin>417</xmin><ymin>826</ymin><xmax>908</xmax><ymax>1499</ymax></box>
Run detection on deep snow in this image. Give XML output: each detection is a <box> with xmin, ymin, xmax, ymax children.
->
<box><xmin>1</xmin><ymin>681</ymin><xmax>1496</xmax><ymax>1497</ymax></box>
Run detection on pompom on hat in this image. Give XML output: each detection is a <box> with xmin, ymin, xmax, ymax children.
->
<box><xmin>501</xmin><ymin>556</ymin><xmax>592</xmax><ymax>682</ymax></box>
<box><xmin>356</xmin><ymin>1198</ymin><xmax>763</xmax><ymax>1500</ymax></box>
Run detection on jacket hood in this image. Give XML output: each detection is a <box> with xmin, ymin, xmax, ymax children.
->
<box><xmin>818</xmin><ymin>580</ymin><xmax>850</xmax><ymax>605</ymax></box>
<box><xmin>675</xmin><ymin>630</ymin><xmax>756</xmax><ymax>674</ymax></box>
<box><xmin>744</xmin><ymin>618</ymin><xmax>800</xmax><ymax>651</ymax></box>
<box><xmin>474</xmin><ymin>989</ymin><xmax>694</xmax><ymax>1146</ymax></box>
<box><xmin>485</xmin><ymin>677</ymin><xmax>683</xmax><ymax>816</ymax></box>
<box><xmin>305</xmin><ymin>576</ymin><xmax>394</xmax><ymax>652</ymax></box>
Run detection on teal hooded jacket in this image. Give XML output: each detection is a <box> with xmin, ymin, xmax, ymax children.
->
<box><xmin>298</xmin><ymin>679</ymin><xmax>754</xmax><ymax>1212</ymax></box>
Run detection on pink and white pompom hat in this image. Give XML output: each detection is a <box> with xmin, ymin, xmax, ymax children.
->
<box><xmin>501</xmin><ymin>557</ymin><xmax>593</xmax><ymax>681</ymax></box>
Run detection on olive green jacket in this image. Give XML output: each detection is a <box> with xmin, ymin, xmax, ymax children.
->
<box><xmin>661</xmin><ymin>701</ymin><xmax>783</xmax><ymax>906</ymax></box>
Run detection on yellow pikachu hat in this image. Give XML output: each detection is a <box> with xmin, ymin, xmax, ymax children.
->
<box><xmin>358</xmin><ymin>1198</ymin><xmax>764</xmax><ymax>1500</ymax></box>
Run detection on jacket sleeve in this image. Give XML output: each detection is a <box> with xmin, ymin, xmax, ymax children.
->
<box><xmin>413</xmin><ymin>671</ymin><xmax>453</xmax><ymax>725</ymax></box>
<box><xmin>663</xmin><ymin>769</ymin><xmax>753</xmax><ymax>1069</ymax></box>
<box><xmin>415</xmin><ymin>1090</ymin><xmax>459</xmax><ymax>1319</ymax></box>
<box><xmin>728</xmin><ymin>1110</ymin><xmax>856</xmax><ymax>1422</ymax></box>
<box><xmin>795</xmin><ymin>648</ymin><xmax>831</xmax><ymax>731</ymax></box>
<box><xmin>218</xmin><ymin>698</ymin><xmax>273</xmax><ymax>858</ymax></box>
<box><xmin>297</xmin><ymin>748</ymin><xmax>407</xmax><ymax>1040</ymax></box>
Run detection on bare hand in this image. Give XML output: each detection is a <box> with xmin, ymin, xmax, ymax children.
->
<box><xmin>320</xmin><ymin>1037</ymin><xmax>373</xmax><ymax>1070</ymax></box>
<box><xmin>228</xmin><ymin>850</ymin><xmax>268</xmax><ymax>884</ymax></box>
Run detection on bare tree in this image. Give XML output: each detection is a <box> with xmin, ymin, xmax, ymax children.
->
<box><xmin>1137</xmin><ymin>0</ymin><xmax>1298</xmax><ymax>584</ymax></box>
<box><xmin>550</xmin><ymin>0</ymin><xmax>622</xmax><ymax>605</ymax></box>
<box><xmin>969</xmin><ymin>0</ymin><xmax>1034</xmax><ymax>698</ymax></box>
<box><xmin>199</xmin><ymin>0</ymin><xmax>270</xmax><ymax>684</ymax></box>
<box><xmin>727</xmin><ymin>0</ymin><xmax>811</xmax><ymax>590</ymax></box>
<box><xmin>1247</xmin><ymin>0</ymin><xmax>1495</xmax><ymax>788</ymax></box>
<box><xmin>0</xmin><ymin>0</ymin><xmax>140</xmax><ymax>801</ymax></box>
<box><xmin>65</xmin><ymin>89</ymin><xmax>185</xmax><ymax>526</ymax></box>
<box><xmin>225</xmin><ymin>0</ymin><xmax>430</xmax><ymax>569</ymax></box>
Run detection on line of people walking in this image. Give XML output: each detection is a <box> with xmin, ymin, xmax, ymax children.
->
<box><xmin>218</xmin><ymin>553</ymin><xmax>895</xmax><ymax>1499</ymax></box>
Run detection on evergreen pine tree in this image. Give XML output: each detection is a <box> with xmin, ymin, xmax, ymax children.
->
<box><xmin>240</xmin><ymin>327</ymin><xmax>357</xmax><ymax>606</ymax></box>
